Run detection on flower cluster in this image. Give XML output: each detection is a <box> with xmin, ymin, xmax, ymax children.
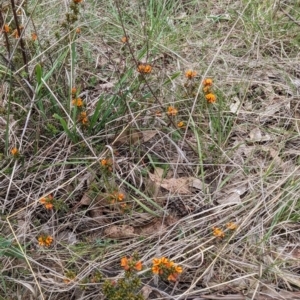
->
<box><xmin>152</xmin><ymin>257</ymin><xmax>183</xmax><ymax>282</ymax></box>
<box><xmin>110</xmin><ymin>191</ymin><xmax>125</xmax><ymax>202</ymax></box>
<box><xmin>212</xmin><ymin>226</ymin><xmax>225</xmax><ymax>238</ymax></box>
<box><xmin>177</xmin><ymin>121</ymin><xmax>185</xmax><ymax>128</ymax></box>
<box><xmin>137</xmin><ymin>64</ymin><xmax>152</xmax><ymax>74</ymax></box>
<box><xmin>79</xmin><ymin>111</ymin><xmax>89</xmax><ymax>126</ymax></box>
<box><xmin>40</xmin><ymin>194</ymin><xmax>54</xmax><ymax>210</ymax></box>
<box><xmin>185</xmin><ymin>69</ymin><xmax>197</xmax><ymax>80</ymax></box>
<box><xmin>101</xmin><ymin>158</ymin><xmax>113</xmax><ymax>172</ymax></box>
<box><xmin>72</xmin><ymin>97</ymin><xmax>83</xmax><ymax>107</ymax></box>
<box><xmin>38</xmin><ymin>235</ymin><xmax>53</xmax><ymax>247</ymax></box>
<box><xmin>203</xmin><ymin>78</ymin><xmax>216</xmax><ymax>103</ymax></box>
<box><xmin>121</xmin><ymin>256</ymin><xmax>142</xmax><ymax>272</ymax></box>
<box><xmin>167</xmin><ymin>106</ymin><xmax>178</xmax><ymax>116</ymax></box>
<box><xmin>212</xmin><ymin>222</ymin><xmax>238</xmax><ymax>239</ymax></box>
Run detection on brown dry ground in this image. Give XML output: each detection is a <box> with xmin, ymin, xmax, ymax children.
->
<box><xmin>1</xmin><ymin>0</ymin><xmax>300</xmax><ymax>299</ymax></box>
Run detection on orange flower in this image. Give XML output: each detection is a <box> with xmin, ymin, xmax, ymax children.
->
<box><xmin>11</xmin><ymin>147</ymin><xmax>19</xmax><ymax>156</ymax></box>
<box><xmin>205</xmin><ymin>93</ymin><xmax>216</xmax><ymax>103</ymax></box>
<box><xmin>12</xmin><ymin>29</ymin><xmax>19</xmax><ymax>38</ymax></box>
<box><xmin>101</xmin><ymin>158</ymin><xmax>113</xmax><ymax>171</ymax></box>
<box><xmin>31</xmin><ymin>32</ymin><xmax>37</xmax><ymax>41</ymax></box>
<box><xmin>79</xmin><ymin>111</ymin><xmax>89</xmax><ymax>125</ymax></box>
<box><xmin>121</xmin><ymin>257</ymin><xmax>129</xmax><ymax>270</ymax></box>
<box><xmin>226</xmin><ymin>222</ymin><xmax>238</xmax><ymax>230</ymax></box>
<box><xmin>72</xmin><ymin>98</ymin><xmax>83</xmax><ymax>107</ymax></box>
<box><xmin>121</xmin><ymin>36</ymin><xmax>128</xmax><ymax>43</ymax></box>
<box><xmin>121</xmin><ymin>257</ymin><xmax>142</xmax><ymax>271</ymax></box>
<box><xmin>177</xmin><ymin>121</ymin><xmax>185</xmax><ymax>128</ymax></box>
<box><xmin>175</xmin><ymin>265</ymin><xmax>183</xmax><ymax>273</ymax></box>
<box><xmin>3</xmin><ymin>24</ymin><xmax>10</xmax><ymax>33</ymax></box>
<box><xmin>167</xmin><ymin>273</ymin><xmax>178</xmax><ymax>281</ymax></box>
<box><xmin>152</xmin><ymin>265</ymin><xmax>160</xmax><ymax>274</ymax></box>
<box><xmin>38</xmin><ymin>235</ymin><xmax>53</xmax><ymax>247</ymax></box>
<box><xmin>75</xmin><ymin>27</ymin><xmax>81</xmax><ymax>34</ymax></box>
<box><xmin>203</xmin><ymin>86</ymin><xmax>211</xmax><ymax>93</ymax></box>
<box><xmin>137</xmin><ymin>64</ymin><xmax>152</xmax><ymax>74</ymax></box>
<box><xmin>135</xmin><ymin>261</ymin><xmax>142</xmax><ymax>271</ymax></box>
<box><xmin>185</xmin><ymin>70</ymin><xmax>197</xmax><ymax>79</ymax></box>
<box><xmin>167</xmin><ymin>106</ymin><xmax>178</xmax><ymax>116</ymax></box>
<box><xmin>71</xmin><ymin>87</ymin><xmax>77</xmax><ymax>95</ymax></box>
<box><xmin>152</xmin><ymin>258</ymin><xmax>161</xmax><ymax>265</ymax></box>
<box><xmin>110</xmin><ymin>191</ymin><xmax>125</xmax><ymax>202</ymax></box>
<box><xmin>212</xmin><ymin>226</ymin><xmax>225</xmax><ymax>238</ymax></box>
<box><xmin>12</xmin><ymin>25</ymin><xmax>24</xmax><ymax>39</ymax></box>
<box><xmin>203</xmin><ymin>78</ymin><xmax>213</xmax><ymax>86</ymax></box>
<box><xmin>40</xmin><ymin>195</ymin><xmax>54</xmax><ymax>210</ymax></box>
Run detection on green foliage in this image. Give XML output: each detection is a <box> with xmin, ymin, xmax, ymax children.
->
<box><xmin>0</xmin><ymin>236</ymin><xmax>25</xmax><ymax>260</ymax></box>
<box><xmin>103</xmin><ymin>271</ymin><xmax>144</xmax><ymax>300</ymax></box>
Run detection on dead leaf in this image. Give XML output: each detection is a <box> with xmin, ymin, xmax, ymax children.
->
<box><xmin>248</xmin><ymin>127</ymin><xmax>271</xmax><ymax>142</ymax></box>
<box><xmin>230</xmin><ymin>96</ymin><xmax>241</xmax><ymax>114</ymax></box>
<box><xmin>191</xmin><ymin>178</ymin><xmax>206</xmax><ymax>191</ymax></box>
<box><xmin>142</xmin><ymin>130</ymin><xmax>157</xmax><ymax>142</ymax></box>
<box><xmin>249</xmin><ymin>128</ymin><xmax>262</xmax><ymax>141</ymax></box>
<box><xmin>79</xmin><ymin>192</ymin><xmax>92</xmax><ymax>206</ymax></box>
<box><xmin>141</xmin><ymin>285</ymin><xmax>152</xmax><ymax>299</ymax></box>
<box><xmin>104</xmin><ymin>225</ymin><xmax>136</xmax><ymax>238</ymax></box>
<box><xmin>217</xmin><ymin>192</ymin><xmax>241</xmax><ymax>205</ymax></box>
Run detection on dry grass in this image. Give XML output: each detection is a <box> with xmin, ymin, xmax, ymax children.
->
<box><xmin>1</xmin><ymin>0</ymin><xmax>300</xmax><ymax>299</ymax></box>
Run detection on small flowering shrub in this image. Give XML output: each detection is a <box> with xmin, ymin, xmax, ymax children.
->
<box><xmin>103</xmin><ymin>255</ymin><xmax>144</xmax><ymax>300</ymax></box>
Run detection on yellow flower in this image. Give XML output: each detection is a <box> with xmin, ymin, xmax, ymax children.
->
<box><xmin>212</xmin><ymin>227</ymin><xmax>225</xmax><ymax>238</ymax></box>
<box><xmin>137</xmin><ymin>64</ymin><xmax>152</xmax><ymax>74</ymax></box>
<box><xmin>11</xmin><ymin>147</ymin><xmax>19</xmax><ymax>156</ymax></box>
<box><xmin>72</xmin><ymin>98</ymin><xmax>83</xmax><ymax>107</ymax></box>
<box><xmin>167</xmin><ymin>106</ymin><xmax>178</xmax><ymax>116</ymax></box>
<box><xmin>226</xmin><ymin>222</ymin><xmax>238</xmax><ymax>230</ymax></box>
<box><xmin>203</xmin><ymin>78</ymin><xmax>213</xmax><ymax>86</ymax></box>
<box><xmin>205</xmin><ymin>93</ymin><xmax>216</xmax><ymax>103</ymax></box>
<box><xmin>185</xmin><ymin>70</ymin><xmax>197</xmax><ymax>79</ymax></box>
